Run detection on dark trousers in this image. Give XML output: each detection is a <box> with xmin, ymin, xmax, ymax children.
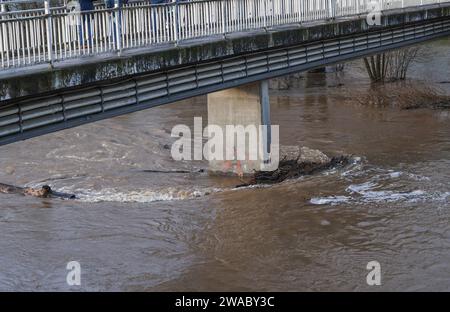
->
<box><xmin>79</xmin><ymin>13</ymin><xmax>93</xmax><ymax>47</ymax></box>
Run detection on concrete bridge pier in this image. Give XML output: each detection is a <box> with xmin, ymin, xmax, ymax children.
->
<box><xmin>207</xmin><ymin>81</ymin><xmax>271</xmax><ymax>176</ymax></box>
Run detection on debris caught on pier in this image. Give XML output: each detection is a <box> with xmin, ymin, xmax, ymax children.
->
<box><xmin>236</xmin><ymin>147</ymin><xmax>353</xmax><ymax>187</ymax></box>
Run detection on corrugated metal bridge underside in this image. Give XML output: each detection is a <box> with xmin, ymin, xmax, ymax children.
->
<box><xmin>1</xmin><ymin>16</ymin><xmax>450</xmax><ymax>146</ymax></box>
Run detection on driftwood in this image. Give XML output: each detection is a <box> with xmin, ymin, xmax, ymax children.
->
<box><xmin>0</xmin><ymin>183</ymin><xmax>76</xmax><ymax>199</ymax></box>
<box><xmin>236</xmin><ymin>155</ymin><xmax>352</xmax><ymax>188</ymax></box>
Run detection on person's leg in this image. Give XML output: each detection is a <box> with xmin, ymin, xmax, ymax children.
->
<box><xmin>111</xmin><ymin>10</ymin><xmax>116</xmax><ymax>47</ymax></box>
<box><xmin>79</xmin><ymin>17</ymin><xmax>84</xmax><ymax>45</ymax></box>
<box><xmin>118</xmin><ymin>8</ymin><xmax>122</xmax><ymax>43</ymax></box>
<box><xmin>87</xmin><ymin>13</ymin><xmax>93</xmax><ymax>48</ymax></box>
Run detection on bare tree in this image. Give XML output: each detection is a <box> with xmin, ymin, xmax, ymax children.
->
<box><xmin>363</xmin><ymin>47</ymin><xmax>421</xmax><ymax>83</ymax></box>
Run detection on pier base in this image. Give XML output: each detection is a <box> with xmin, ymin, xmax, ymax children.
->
<box><xmin>206</xmin><ymin>81</ymin><xmax>271</xmax><ymax>175</ymax></box>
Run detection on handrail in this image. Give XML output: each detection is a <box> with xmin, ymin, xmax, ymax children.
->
<box><xmin>0</xmin><ymin>0</ymin><xmax>447</xmax><ymax>69</ymax></box>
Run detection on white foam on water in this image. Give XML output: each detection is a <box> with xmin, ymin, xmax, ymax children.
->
<box><xmin>340</xmin><ymin>158</ymin><xmax>365</xmax><ymax>177</ymax></box>
<box><xmin>438</xmin><ymin>192</ymin><xmax>450</xmax><ymax>202</ymax></box>
<box><xmin>310</xmin><ymin>190</ymin><xmax>432</xmax><ymax>206</ymax></box>
<box><xmin>310</xmin><ymin>196</ymin><xmax>352</xmax><ymax>205</ymax></box>
<box><xmin>46</xmin><ymin>156</ymin><xmax>444</xmax><ymax>205</ymax></box>
<box><xmin>359</xmin><ymin>190</ymin><xmax>427</xmax><ymax>203</ymax></box>
<box><xmin>58</xmin><ymin>187</ymin><xmax>221</xmax><ymax>203</ymax></box>
<box><xmin>348</xmin><ymin>172</ymin><xmax>429</xmax><ymax>203</ymax></box>
<box><xmin>346</xmin><ymin>181</ymin><xmax>378</xmax><ymax>193</ymax></box>
<box><xmin>406</xmin><ymin>173</ymin><xmax>431</xmax><ymax>181</ymax></box>
<box><xmin>389</xmin><ymin>171</ymin><xmax>402</xmax><ymax>178</ymax></box>
<box><xmin>231</xmin><ymin>183</ymin><xmax>272</xmax><ymax>191</ymax></box>
<box><xmin>313</xmin><ymin>166</ymin><xmax>439</xmax><ymax>206</ymax></box>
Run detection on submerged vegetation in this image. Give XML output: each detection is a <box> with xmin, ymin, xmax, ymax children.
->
<box><xmin>351</xmin><ymin>83</ymin><xmax>450</xmax><ymax>110</ymax></box>
<box><xmin>352</xmin><ymin>45</ymin><xmax>450</xmax><ymax>110</ymax></box>
<box><xmin>363</xmin><ymin>47</ymin><xmax>421</xmax><ymax>83</ymax></box>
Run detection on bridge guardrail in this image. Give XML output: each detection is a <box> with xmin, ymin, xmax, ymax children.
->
<box><xmin>0</xmin><ymin>0</ymin><xmax>447</xmax><ymax>69</ymax></box>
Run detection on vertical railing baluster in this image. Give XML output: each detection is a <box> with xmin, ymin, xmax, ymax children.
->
<box><xmin>328</xmin><ymin>0</ymin><xmax>331</xmax><ymax>18</ymax></box>
<box><xmin>44</xmin><ymin>0</ymin><xmax>54</xmax><ymax>64</ymax></box>
<box><xmin>175</xmin><ymin>1</ymin><xmax>179</xmax><ymax>44</ymax></box>
<box><xmin>264</xmin><ymin>0</ymin><xmax>267</xmax><ymax>27</ymax></box>
<box><xmin>114</xmin><ymin>3</ymin><xmax>122</xmax><ymax>53</ymax></box>
<box><xmin>0</xmin><ymin>4</ymin><xmax>5</xmax><ymax>68</ymax></box>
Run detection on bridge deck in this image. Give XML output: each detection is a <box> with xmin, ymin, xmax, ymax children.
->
<box><xmin>0</xmin><ymin>1</ymin><xmax>449</xmax><ymax>146</ymax></box>
<box><xmin>0</xmin><ymin>0</ymin><xmax>445</xmax><ymax>71</ymax></box>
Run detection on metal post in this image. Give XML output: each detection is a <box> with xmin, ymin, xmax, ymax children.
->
<box><xmin>221</xmin><ymin>0</ymin><xmax>226</xmax><ymax>34</ymax></box>
<box><xmin>263</xmin><ymin>0</ymin><xmax>267</xmax><ymax>27</ymax></box>
<box><xmin>0</xmin><ymin>4</ymin><xmax>4</xmax><ymax>66</ymax></box>
<box><xmin>260</xmin><ymin>80</ymin><xmax>271</xmax><ymax>158</ymax></box>
<box><xmin>299</xmin><ymin>0</ymin><xmax>303</xmax><ymax>23</ymax></box>
<box><xmin>44</xmin><ymin>0</ymin><xmax>53</xmax><ymax>64</ymax></box>
<box><xmin>271</xmin><ymin>0</ymin><xmax>274</xmax><ymax>27</ymax></box>
<box><xmin>114</xmin><ymin>3</ymin><xmax>121</xmax><ymax>53</ymax></box>
<box><xmin>328</xmin><ymin>0</ymin><xmax>333</xmax><ymax>18</ymax></box>
<box><xmin>174</xmin><ymin>0</ymin><xmax>179</xmax><ymax>44</ymax></box>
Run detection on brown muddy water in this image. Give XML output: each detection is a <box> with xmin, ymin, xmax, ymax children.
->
<box><xmin>0</xmin><ymin>39</ymin><xmax>449</xmax><ymax>291</ymax></box>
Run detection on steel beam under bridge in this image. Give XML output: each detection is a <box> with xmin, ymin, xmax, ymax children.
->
<box><xmin>0</xmin><ymin>16</ymin><xmax>450</xmax><ymax>146</ymax></box>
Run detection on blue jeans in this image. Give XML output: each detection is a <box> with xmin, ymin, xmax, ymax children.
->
<box><xmin>79</xmin><ymin>13</ymin><xmax>93</xmax><ymax>47</ymax></box>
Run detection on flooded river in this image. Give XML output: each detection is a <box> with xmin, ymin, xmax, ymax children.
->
<box><xmin>0</xmin><ymin>39</ymin><xmax>449</xmax><ymax>291</ymax></box>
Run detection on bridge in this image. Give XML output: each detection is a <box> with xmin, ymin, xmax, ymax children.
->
<box><xmin>1</xmin><ymin>0</ymin><xmax>449</xmax><ymax>171</ymax></box>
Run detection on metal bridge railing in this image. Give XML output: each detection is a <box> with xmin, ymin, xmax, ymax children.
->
<box><xmin>0</xmin><ymin>0</ymin><xmax>446</xmax><ymax>69</ymax></box>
